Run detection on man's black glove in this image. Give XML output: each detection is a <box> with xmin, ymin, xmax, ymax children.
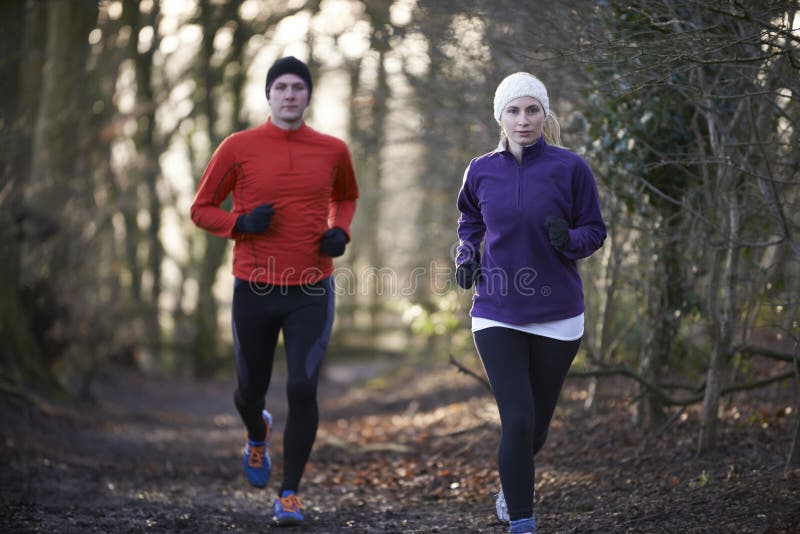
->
<box><xmin>545</xmin><ymin>215</ymin><xmax>570</xmax><ymax>249</ymax></box>
<box><xmin>320</xmin><ymin>227</ymin><xmax>347</xmax><ymax>257</ymax></box>
<box><xmin>456</xmin><ymin>259</ymin><xmax>480</xmax><ymax>289</ymax></box>
<box><xmin>235</xmin><ymin>204</ymin><xmax>274</xmax><ymax>234</ymax></box>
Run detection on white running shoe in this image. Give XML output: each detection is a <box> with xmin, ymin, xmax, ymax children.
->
<box><xmin>496</xmin><ymin>486</ymin><xmax>536</xmax><ymax>524</ymax></box>
<box><xmin>496</xmin><ymin>487</ymin><xmax>509</xmax><ymax>524</ymax></box>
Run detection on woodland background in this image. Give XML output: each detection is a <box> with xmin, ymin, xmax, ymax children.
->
<box><xmin>1</xmin><ymin>0</ymin><xmax>799</xmax><ymax>474</ymax></box>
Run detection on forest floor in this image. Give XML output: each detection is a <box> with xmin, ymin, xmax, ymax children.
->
<box><xmin>2</xmin><ymin>356</ymin><xmax>799</xmax><ymax>533</ymax></box>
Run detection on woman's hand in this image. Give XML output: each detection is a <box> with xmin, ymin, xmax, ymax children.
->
<box><xmin>545</xmin><ymin>215</ymin><xmax>570</xmax><ymax>249</ymax></box>
<box><xmin>456</xmin><ymin>260</ymin><xmax>480</xmax><ymax>289</ymax></box>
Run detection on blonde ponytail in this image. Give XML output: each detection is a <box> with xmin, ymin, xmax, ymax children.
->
<box><xmin>543</xmin><ymin>111</ymin><xmax>562</xmax><ymax>147</ymax></box>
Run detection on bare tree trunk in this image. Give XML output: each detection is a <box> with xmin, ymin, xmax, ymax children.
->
<box><xmin>788</xmin><ymin>345</ymin><xmax>800</xmax><ymax>469</ymax></box>
<box><xmin>333</xmin><ymin>56</ymin><xmax>364</xmax><ymax>342</ymax></box>
<box><xmin>19</xmin><ymin>1</ymin><xmax>97</xmax><ymax>391</ymax></box>
<box><xmin>0</xmin><ymin>1</ymin><xmax>58</xmax><ymax>390</ymax></box>
<box><xmin>190</xmin><ymin>0</ymin><xmax>251</xmax><ymax>376</ymax></box>
<box><xmin>122</xmin><ymin>0</ymin><xmax>163</xmax><ymax>364</ymax></box>
<box><xmin>141</xmin><ymin>2</ymin><xmax>163</xmax><ymax>364</ymax></box>
<box><xmin>585</xmin><ymin>192</ymin><xmax>623</xmax><ymax>414</ymax></box>
<box><xmin>192</xmin><ymin>0</ymin><xmax>229</xmax><ymax>377</ymax></box>
<box><xmin>347</xmin><ymin>2</ymin><xmax>392</xmax><ymax>333</ymax></box>
<box><xmin>28</xmin><ymin>2</ymin><xmax>96</xmax><ymax>219</ymax></box>
<box><xmin>636</xmin><ymin>234</ymin><xmax>663</xmax><ymax>426</ymax></box>
<box><xmin>364</xmin><ymin>46</ymin><xmax>389</xmax><ymax>328</ymax></box>
<box><xmin>637</xmin><ymin>223</ymin><xmax>682</xmax><ymax>428</ymax></box>
<box><xmin>789</xmin><ymin>417</ymin><xmax>800</xmax><ymax>468</ymax></box>
<box><xmin>699</xmin><ymin>192</ymin><xmax>739</xmax><ymax>453</ymax></box>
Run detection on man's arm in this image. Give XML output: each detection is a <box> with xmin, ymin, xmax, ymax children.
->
<box><xmin>327</xmin><ymin>145</ymin><xmax>359</xmax><ymax>239</ymax></box>
<box><xmin>190</xmin><ymin>137</ymin><xmax>240</xmax><ymax>238</ymax></box>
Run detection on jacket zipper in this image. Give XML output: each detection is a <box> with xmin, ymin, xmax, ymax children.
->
<box><xmin>516</xmin><ymin>156</ymin><xmax>523</xmax><ymax>209</ymax></box>
<box><xmin>286</xmin><ymin>135</ymin><xmax>292</xmax><ymax>170</ymax></box>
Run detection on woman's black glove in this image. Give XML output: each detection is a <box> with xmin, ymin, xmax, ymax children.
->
<box><xmin>456</xmin><ymin>259</ymin><xmax>480</xmax><ymax>289</ymax></box>
<box><xmin>545</xmin><ymin>215</ymin><xmax>570</xmax><ymax>249</ymax></box>
<box><xmin>235</xmin><ymin>204</ymin><xmax>274</xmax><ymax>234</ymax></box>
<box><xmin>320</xmin><ymin>227</ymin><xmax>347</xmax><ymax>257</ymax></box>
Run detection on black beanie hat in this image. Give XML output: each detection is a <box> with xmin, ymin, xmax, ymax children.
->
<box><xmin>265</xmin><ymin>56</ymin><xmax>313</xmax><ymax>100</ymax></box>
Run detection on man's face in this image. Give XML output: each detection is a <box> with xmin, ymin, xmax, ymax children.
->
<box><xmin>267</xmin><ymin>73</ymin><xmax>309</xmax><ymax>129</ymax></box>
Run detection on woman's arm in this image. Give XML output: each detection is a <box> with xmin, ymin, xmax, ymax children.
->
<box><xmin>559</xmin><ymin>159</ymin><xmax>607</xmax><ymax>260</ymax></box>
<box><xmin>456</xmin><ymin>162</ymin><xmax>485</xmax><ymax>265</ymax></box>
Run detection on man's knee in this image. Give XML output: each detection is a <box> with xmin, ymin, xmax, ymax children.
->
<box><xmin>234</xmin><ymin>387</ymin><xmax>263</xmax><ymax>409</ymax></box>
<box><xmin>286</xmin><ymin>381</ymin><xmax>317</xmax><ymax>405</ymax></box>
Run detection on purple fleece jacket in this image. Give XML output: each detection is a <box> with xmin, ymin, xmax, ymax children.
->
<box><xmin>456</xmin><ymin>136</ymin><xmax>606</xmax><ymax>324</ymax></box>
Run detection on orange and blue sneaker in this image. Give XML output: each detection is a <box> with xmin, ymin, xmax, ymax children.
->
<box><xmin>273</xmin><ymin>490</ymin><xmax>304</xmax><ymax>526</ymax></box>
<box><xmin>243</xmin><ymin>409</ymin><xmax>272</xmax><ymax>488</ymax></box>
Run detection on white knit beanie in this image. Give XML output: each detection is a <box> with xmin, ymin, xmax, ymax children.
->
<box><xmin>493</xmin><ymin>72</ymin><xmax>549</xmax><ymax>123</ymax></box>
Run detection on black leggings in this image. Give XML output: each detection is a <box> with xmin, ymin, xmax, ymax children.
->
<box><xmin>474</xmin><ymin>327</ymin><xmax>580</xmax><ymax>521</ymax></box>
<box><xmin>231</xmin><ymin>276</ymin><xmax>334</xmax><ymax>494</ymax></box>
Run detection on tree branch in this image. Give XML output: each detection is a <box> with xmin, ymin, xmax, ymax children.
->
<box><xmin>448</xmin><ymin>354</ymin><xmax>491</xmax><ymax>391</ymax></box>
<box><xmin>568</xmin><ymin>363</ymin><xmax>796</xmax><ymax>406</ymax></box>
<box><xmin>735</xmin><ymin>344</ymin><xmax>799</xmax><ymax>363</ymax></box>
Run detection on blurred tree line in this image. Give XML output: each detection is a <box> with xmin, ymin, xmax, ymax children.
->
<box><xmin>0</xmin><ymin>0</ymin><xmax>797</xmax><ymax>460</ymax></box>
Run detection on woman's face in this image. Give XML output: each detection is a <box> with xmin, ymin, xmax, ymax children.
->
<box><xmin>500</xmin><ymin>96</ymin><xmax>545</xmax><ymax>149</ymax></box>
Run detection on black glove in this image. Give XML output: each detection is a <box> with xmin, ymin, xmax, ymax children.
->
<box><xmin>320</xmin><ymin>227</ymin><xmax>347</xmax><ymax>257</ymax></box>
<box><xmin>545</xmin><ymin>215</ymin><xmax>570</xmax><ymax>249</ymax></box>
<box><xmin>456</xmin><ymin>259</ymin><xmax>480</xmax><ymax>289</ymax></box>
<box><xmin>235</xmin><ymin>204</ymin><xmax>274</xmax><ymax>234</ymax></box>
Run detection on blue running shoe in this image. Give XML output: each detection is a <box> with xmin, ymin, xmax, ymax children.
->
<box><xmin>509</xmin><ymin>516</ymin><xmax>535</xmax><ymax>533</ymax></box>
<box><xmin>273</xmin><ymin>490</ymin><xmax>304</xmax><ymax>526</ymax></box>
<box><xmin>243</xmin><ymin>409</ymin><xmax>272</xmax><ymax>488</ymax></box>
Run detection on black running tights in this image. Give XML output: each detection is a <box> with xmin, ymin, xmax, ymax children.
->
<box><xmin>473</xmin><ymin>327</ymin><xmax>580</xmax><ymax>521</ymax></box>
<box><xmin>231</xmin><ymin>276</ymin><xmax>334</xmax><ymax>494</ymax></box>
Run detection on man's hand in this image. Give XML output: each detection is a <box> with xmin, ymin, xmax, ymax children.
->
<box><xmin>320</xmin><ymin>227</ymin><xmax>347</xmax><ymax>257</ymax></box>
<box><xmin>235</xmin><ymin>204</ymin><xmax>274</xmax><ymax>234</ymax></box>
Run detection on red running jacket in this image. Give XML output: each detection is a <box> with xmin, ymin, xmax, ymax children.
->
<box><xmin>191</xmin><ymin>119</ymin><xmax>358</xmax><ymax>285</ymax></box>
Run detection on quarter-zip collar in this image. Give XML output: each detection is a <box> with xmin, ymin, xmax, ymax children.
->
<box><xmin>262</xmin><ymin>117</ymin><xmax>310</xmax><ymax>170</ymax></box>
<box><xmin>493</xmin><ymin>135</ymin><xmax>547</xmax><ymax>161</ymax></box>
<box><xmin>262</xmin><ymin>117</ymin><xmax>309</xmax><ymax>139</ymax></box>
<box><xmin>492</xmin><ymin>135</ymin><xmax>547</xmax><ymax>208</ymax></box>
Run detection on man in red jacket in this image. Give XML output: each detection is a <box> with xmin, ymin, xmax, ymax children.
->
<box><xmin>191</xmin><ymin>56</ymin><xmax>358</xmax><ymax>527</ymax></box>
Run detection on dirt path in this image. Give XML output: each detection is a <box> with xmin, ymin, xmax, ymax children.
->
<box><xmin>2</xmin><ymin>362</ymin><xmax>799</xmax><ymax>533</ymax></box>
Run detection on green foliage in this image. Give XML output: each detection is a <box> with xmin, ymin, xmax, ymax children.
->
<box><xmin>393</xmin><ymin>292</ymin><xmax>473</xmax><ymax>360</ymax></box>
<box><xmin>573</xmin><ymin>2</ymin><xmax>800</xmax><ymax>447</ymax></box>
<box><xmin>689</xmin><ymin>470</ymin><xmax>710</xmax><ymax>488</ymax></box>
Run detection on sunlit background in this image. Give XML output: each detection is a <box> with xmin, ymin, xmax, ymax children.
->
<box><xmin>2</xmin><ymin>0</ymin><xmax>798</xmax><ymax>449</ymax></box>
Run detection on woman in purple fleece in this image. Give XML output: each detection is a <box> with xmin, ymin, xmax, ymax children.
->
<box><xmin>455</xmin><ymin>72</ymin><xmax>606</xmax><ymax>534</ymax></box>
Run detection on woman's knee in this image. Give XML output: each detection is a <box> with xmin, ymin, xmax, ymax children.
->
<box><xmin>533</xmin><ymin>428</ymin><xmax>549</xmax><ymax>455</ymax></box>
<box><xmin>501</xmin><ymin>413</ymin><xmax>536</xmax><ymax>444</ymax></box>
